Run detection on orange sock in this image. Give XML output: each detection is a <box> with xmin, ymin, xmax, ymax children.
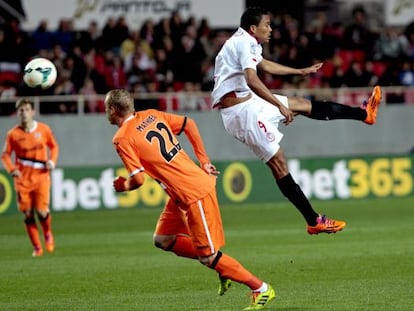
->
<box><xmin>212</xmin><ymin>252</ymin><xmax>263</xmax><ymax>290</ymax></box>
<box><xmin>39</xmin><ymin>213</ymin><xmax>52</xmax><ymax>238</ymax></box>
<box><xmin>24</xmin><ymin>218</ymin><xmax>42</xmax><ymax>250</ymax></box>
<box><xmin>167</xmin><ymin>235</ymin><xmax>198</xmax><ymax>259</ymax></box>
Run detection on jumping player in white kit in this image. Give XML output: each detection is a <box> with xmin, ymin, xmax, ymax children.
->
<box><xmin>212</xmin><ymin>7</ymin><xmax>382</xmax><ymax>235</ymax></box>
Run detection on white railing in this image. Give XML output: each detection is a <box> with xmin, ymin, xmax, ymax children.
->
<box><xmin>1</xmin><ymin>86</ymin><xmax>413</xmax><ymax>115</ymax></box>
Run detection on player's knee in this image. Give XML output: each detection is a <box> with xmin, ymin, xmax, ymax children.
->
<box><xmin>24</xmin><ymin>215</ymin><xmax>36</xmax><ymax>224</ymax></box>
<box><xmin>267</xmin><ymin>151</ymin><xmax>289</xmax><ymax>178</ymax></box>
<box><xmin>199</xmin><ymin>252</ymin><xmax>219</xmax><ymax>266</ymax></box>
<box><xmin>199</xmin><ymin>255</ymin><xmax>213</xmax><ymax>266</ymax></box>
<box><xmin>153</xmin><ymin>234</ymin><xmax>176</xmax><ymax>250</ymax></box>
<box><xmin>37</xmin><ymin>210</ymin><xmax>50</xmax><ymax>220</ymax></box>
<box><xmin>23</xmin><ymin>210</ymin><xmax>34</xmax><ymax>222</ymax></box>
<box><xmin>290</xmin><ymin>97</ymin><xmax>311</xmax><ymax>114</ymax></box>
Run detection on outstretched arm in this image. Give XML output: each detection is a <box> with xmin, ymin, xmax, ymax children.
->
<box><xmin>258</xmin><ymin>59</ymin><xmax>323</xmax><ymax>76</ymax></box>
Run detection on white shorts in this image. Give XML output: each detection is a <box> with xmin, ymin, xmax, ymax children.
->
<box><xmin>219</xmin><ymin>94</ymin><xmax>288</xmax><ymax>162</ymax></box>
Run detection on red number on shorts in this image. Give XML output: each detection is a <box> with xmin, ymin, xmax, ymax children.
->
<box><xmin>258</xmin><ymin>121</ymin><xmax>267</xmax><ymax>133</ymax></box>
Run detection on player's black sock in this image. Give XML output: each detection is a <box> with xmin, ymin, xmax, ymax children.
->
<box><xmin>310</xmin><ymin>100</ymin><xmax>367</xmax><ymax>121</ymax></box>
<box><xmin>276</xmin><ymin>173</ymin><xmax>318</xmax><ymax>226</ymax></box>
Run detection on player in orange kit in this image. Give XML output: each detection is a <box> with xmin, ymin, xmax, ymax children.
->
<box><xmin>1</xmin><ymin>98</ymin><xmax>59</xmax><ymax>257</ymax></box>
<box><xmin>105</xmin><ymin>89</ymin><xmax>275</xmax><ymax>310</ymax></box>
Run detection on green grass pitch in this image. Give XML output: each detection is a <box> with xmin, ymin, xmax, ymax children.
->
<box><xmin>1</xmin><ymin>197</ymin><xmax>413</xmax><ymax>311</ymax></box>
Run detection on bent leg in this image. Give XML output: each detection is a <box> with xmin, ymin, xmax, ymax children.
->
<box><xmin>154</xmin><ymin>199</ymin><xmax>198</xmax><ymax>259</ymax></box>
<box><xmin>154</xmin><ymin>234</ymin><xmax>198</xmax><ymax>259</ymax></box>
<box><xmin>201</xmin><ymin>251</ymin><xmax>263</xmax><ymax>291</ymax></box>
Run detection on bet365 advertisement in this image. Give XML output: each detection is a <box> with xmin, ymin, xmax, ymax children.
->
<box><xmin>0</xmin><ymin>155</ymin><xmax>413</xmax><ymax>215</ymax></box>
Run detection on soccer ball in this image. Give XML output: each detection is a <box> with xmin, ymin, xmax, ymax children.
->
<box><xmin>23</xmin><ymin>58</ymin><xmax>57</xmax><ymax>89</ymax></box>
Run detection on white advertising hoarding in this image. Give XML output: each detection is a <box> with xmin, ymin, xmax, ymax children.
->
<box><xmin>385</xmin><ymin>0</ymin><xmax>414</xmax><ymax>26</ymax></box>
<box><xmin>21</xmin><ymin>0</ymin><xmax>243</xmax><ymax>30</ymax></box>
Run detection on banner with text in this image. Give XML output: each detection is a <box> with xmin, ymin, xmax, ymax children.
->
<box><xmin>1</xmin><ymin>155</ymin><xmax>413</xmax><ymax>215</ymax></box>
<box><xmin>21</xmin><ymin>0</ymin><xmax>243</xmax><ymax>30</ymax></box>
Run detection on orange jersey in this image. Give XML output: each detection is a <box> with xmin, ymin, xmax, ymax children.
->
<box><xmin>113</xmin><ymin>109</ymin><xmax>215</xmax><ymax>205</ymax></box>
<box><xmin>1</xmin><ymin>121</ymin><xmax>59</xmax><ymax>190</ymax></box>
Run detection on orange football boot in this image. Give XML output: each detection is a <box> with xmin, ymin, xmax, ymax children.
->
<box><xmin>32</xmin><ymin>246</ymin><xmax>44</xmax><ymax>257</ymax></box>
<box><xmin>364</xmin><ymin>85</ymin><xmax>382</xmax><ymax>125</ymax></box>
<box><xmin>307</xmin><ymin>214</ymin><xmax>346</xmax><ymax>235</ymax></box>
<box><xmin>45</xmin><ymin>232</ymin><xmax>55</xmax><ymax>253</ymax></box>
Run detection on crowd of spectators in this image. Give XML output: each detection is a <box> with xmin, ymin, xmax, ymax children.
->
<box><xmin>1</xmin><ymin>6</ymin><xmax>414</xmax><ymax>114</ymax></box>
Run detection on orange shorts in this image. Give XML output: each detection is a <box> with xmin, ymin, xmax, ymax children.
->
<box><xmin>15</xmin><ymin>181</ymin><xmax>50</xmax><ymax>213</ymax></box>
<box><xmin>155</xmin><ymin>188</ymin><xmax>225</xmax><ymax>257</ymax></box>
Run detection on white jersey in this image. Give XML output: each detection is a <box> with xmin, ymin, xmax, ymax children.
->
<box><xmin>211</xmin><ymin>27</ymin><xmax>289</xmax><ymax>162</ymax></box>
<box><xmin>211</xmin><ymin>27</ymin><xmax>263</xmax><ymax>106</ymax></box>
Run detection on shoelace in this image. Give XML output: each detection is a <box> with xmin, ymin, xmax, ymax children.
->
<box><xmin>318</xmin><ymin>215</ymin><xmax>333</xmax><ymax>225</ymax></box>
<box><xmin>361</xmin><ymin>99</ymin><xmax>368</xmax><ymax>109</ymax></box>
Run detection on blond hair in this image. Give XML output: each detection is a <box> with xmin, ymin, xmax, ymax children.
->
<box><xmin>105</xmin><ymin>89</ymin><xmax>135</xmax><ymax>116</ymax></box>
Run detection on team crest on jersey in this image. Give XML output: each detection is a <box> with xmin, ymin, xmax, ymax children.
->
<box><xmin>35</xmin><ymin>132</ymin><xmax>42</xmax><ymax>140</ymax></box>
<box><xmin>250</xmin><ymin>43</ymin><xmax>260</xmax><ymax>56</ymax></box>
<box><xmin>266</xmin><ymin>132</ymin><xmax>276</xmax><ymax>142</ymax></box>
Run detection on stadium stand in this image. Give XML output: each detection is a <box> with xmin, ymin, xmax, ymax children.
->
<box><xmin>1</xmin><ymin>5</ymin><xmax>414</xmax><ymax>115</ymax></box>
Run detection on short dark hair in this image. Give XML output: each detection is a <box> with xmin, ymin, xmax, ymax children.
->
<box><xmin>240</xmin><ymin>7</ymin><xmax>269</xmax><ymax>31</ymax></box>
<box><xmin>15</xmin><ymin>98</ymin><xmax>34</xmax><ymax>110</ymax></box>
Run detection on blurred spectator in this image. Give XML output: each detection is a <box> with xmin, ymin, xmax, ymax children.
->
<box><xmin>30</xmin><ymin>20</ymin><xmax>54</xmax><ymax>53</ymax></box>
<box><xmin>329</xmin><ymin>64</ymin><xmax>346</xmax><ymax>88</ymax></box>
<box><xmin>343</xmin><ymin>61</ymin><xmax>378</xmax><ymax>87</ymax></box>
<box><xmin>49</xmin><ymin>44</ymin><xmax>67</xmax><ymax>69</ymax></box>
<box><xmin>153</xmin><ymin>17</ymin><xmax>172</xmax><ymax>49</ymax></box>
<box><xmin>374</xmin><ymin>27</ymin><xmax>408</xmax><ymax>61</ymax></box>
<box><xmin>306</xmin><ymin>11</ymin><xmax>337</xmax><ymax>60</ymax></box>
<box><xmin>139</xmin><ymin>19</ymin><xmax>155</xmax><ymax>45</ymax></box>
<box><xmin>363</xmin><ymin>61</ymin><xmax>380</xmax><ymax>87</ymax></box>
<box><xmin>113</xmin><ymin>16</ymin><xmax>130</xmax><ymax>52</ymax></box>
<box><xmin>342</xmin><ymin>6</ymin><xmax>375</xmax><ymax>54</ymax></box>
<box><xmin>379</xmin><ymin>62</ymin><xmax>401</xmax><ymax>86</ymax></box>
<box><xmin>398</xmin><ymin>61</ymin><xmax>414</xmax><ymax>86</ymax></box>
<box><xmin>0</xmin><ymin>26</ymin><xmax>23</xmax><ymax>90</ymax></box>
<box><xmin>67</xmin><ymin>46</ymin><xmax>88</xmax><ymax>92</ymax></box>
<box><xmin>80</xmin><ymin>78</ymin><xmax>104</xmax><ymax>113</ymax></box>
<box><xmin>172</xmin><ymin>24</ymin><xmax>206</xmax><ymax>86</ymax></box>
<box><xmin>124</xmin><ymin>44</ymin><xmax>156</xmax><ymax>86</ymax></box>
<box><xmin>103</xmin><ymin>54</ymin><xmax>128</xmax><ymax>89</ymax></box>
<box><xmin>54</xmin><ymin>19</ymin><xmax>75</xmax><ymax>54</ymax></box>
<box><xmin>100</xmin><ymin>17</ymin><xmax>118</xmax><ymax>52</ymax></box>
<box><xmin>53</xmin><ymin>69</ymin><xmax>77</xmax><ymax>113</ymax></box>
<box><xmin>153</xmin><ymin>40</ymin><xmax>174</xmax><ymax>91</ymax></box>
<box><xmin>54</xmin><ymin>69</ymin><xmax>76</xmax><ymax>96</ymax></box>
<box><xmin>403</xmin><ymin>22</ymin><xmax>414</xmax><ymax>59</ymax></box>
<box><xmin>83</xmin><ymin>50</ymin><xmax>108</xmax><ymax>94</ymax></box>
<box><xmin>120</xmin><ymin>31</ymin><xmax>154</xmax><ymax>62</ymax></box>
<box><xmin>197</xmin><ymin>18</ymin><xmax>213</xmax><ymax>59</ymax></box>
<box><xmin>75</xmin><ymin>20</ymin><xmax>100</xmax><ymax>54</ymax></box>
<box><xmin>169</xmin><ymin>10</ymin><xmax>185</xmax><ymax>46</ymax></box>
